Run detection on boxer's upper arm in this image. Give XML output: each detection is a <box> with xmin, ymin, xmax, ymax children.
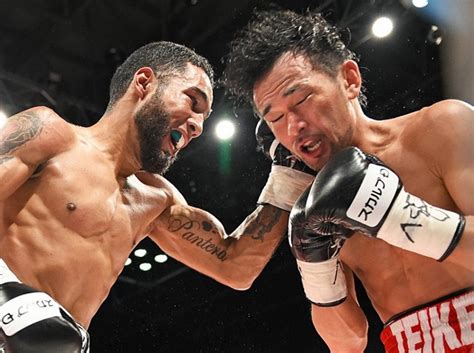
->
<box><xmin>144</xmin><ymin>174</ymin><xmax>287</xmax><ymax>289</ymax></box>
<box><xmin>0</xmin><ymin>107</ymin><xmax>69</xmax><ymax>200</ymax></box>
<box><xmin>428</xmin><ymin>100</ymin><xmax>474</xmax><ymax>213</ymax></box>
<box><xmin>150</xmin><ymin>203</ymin><xmax>287</xmax><ymax>290</ymax></box>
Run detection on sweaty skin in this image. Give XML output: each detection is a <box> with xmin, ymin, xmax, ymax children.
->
<box><xmin>253</xmin><ymin>52</ymin><xmax>474</xmax><ymax>350</ymax></box>
<box><xmin>0</xmin><ymin>64</ymin><xmax>288</xmax><ymax>329</ymax></box>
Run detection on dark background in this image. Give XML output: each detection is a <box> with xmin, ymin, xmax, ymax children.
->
<box><xmin>0</xmin><ymin>0</ymin><xmax>471</xmax><ymax>352</ymax></box>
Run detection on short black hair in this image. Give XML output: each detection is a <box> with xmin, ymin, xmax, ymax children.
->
<box><xmin>107</xmin><ymin>41</ymin><xmax>214</xmax><ymax>110</ymax></box>
<box><xmin>221</xmin><ymin>9</ymin><xmax>366</xmax><ymax>107</ymax></box>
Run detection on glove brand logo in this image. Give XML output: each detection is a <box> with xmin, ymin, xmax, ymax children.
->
<box><xmin>0</xmin><ymin>292</ymin><xmax>61</xmax><ymax>336</ymax></box>
<box><xmin>346</xmin><ymin>164</ymin><xmax>399</xmax><ymax>227</ymax></box>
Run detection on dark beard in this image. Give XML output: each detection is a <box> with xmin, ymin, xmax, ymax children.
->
<box><xmin>134</xmin><ymin>92</ymin><xmax>177</xmax><ymax>174</ymax></box>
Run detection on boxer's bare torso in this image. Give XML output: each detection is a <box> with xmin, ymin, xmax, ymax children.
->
<box><xmin>0</xmin><ymin>106</ymin><xmax>289</xmax><ymax>329</ymax></box>
<box><xmin>340</xmin><ymin>102</ymin><xmax>474</xmax><ymax>322</ymax></box>
<box><xmin>0</xmin><ymin>108</ymin><xmax>171</xmax><ymax>327</ymax></box>
<box><xmin>252</xmin><ymin>51</ymin><xmax>474</xmax><ymax>324</ymax></box>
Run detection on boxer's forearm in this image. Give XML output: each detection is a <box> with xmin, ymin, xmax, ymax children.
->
<box><xmin>151</xmin><ymin>204</ymin><xmax>287</xmax><ymax>290</ymax></box>
<box><xmin>311</xmin><ymin>297</ymin><xmax>368</xmax><ymax>353</ymax></box>
<box><xmin>302</xmin><ymin>263</ymin><xmax>367</xmax><ymax>352</ymax></box>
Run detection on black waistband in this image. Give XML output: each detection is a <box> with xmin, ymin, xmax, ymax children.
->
<box><xmin>384</xmin><ymin>286</ymin><xmax>474</xmax><ymax>327</ymax></box>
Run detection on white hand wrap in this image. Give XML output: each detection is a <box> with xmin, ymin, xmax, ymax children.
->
<box><xmin>258</xmin><ymin>165</ymin><xmax>314</xmax><ymax>211</ymax></box>
<box><xmin>378</xmin><ymin>187</ymin><xmax>464</xmax><ymax>260</ymax></box>
<box><xmin>296</xmin><ymin>258</ymin><xmax>347</xmax><ymax>306</ymax></box>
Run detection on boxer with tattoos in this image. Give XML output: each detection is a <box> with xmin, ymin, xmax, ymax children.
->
<box><xmin>0</xmin><ymin>41</ymin><xmax>313</xmax><ymax>353</ymax></box>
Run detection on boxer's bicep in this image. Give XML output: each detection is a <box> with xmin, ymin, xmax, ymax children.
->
<box><xmin>150</xmin><ymin>205</ymin><xmax>242</xmax><ymax>288</ymax></box>
<box><xmin>0</xmin><ymin>110</ymin><xmax>48</xmax><ymax>200</ymax></box>
<box><xmin>150</xmin><ymin>204</ymin><xmax>288</xmax><ymax>289</ymax></box>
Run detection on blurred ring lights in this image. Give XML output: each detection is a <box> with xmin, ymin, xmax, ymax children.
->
<box><xmin>372</xmin><ymin>17</ymin><xmax>394</xmax><ymax>38</ymax></box>
<box><xmin>134</xmin><ymin>249</ymin><xmax>147</xmax><ymax>258</ymax></box>
<box><xmin>215</xmin><ymin>119</ymin><xmax>236</xmax><ymax>140</ymax></box>
<box><xmin>412</xmin><ymin>0</ymin><xmax>429</xmax><ymax>8</ymax></box>
<box><xmin>139</xmin><ymin>263</ymin><xmax>152</xmax><ymax>271</ymax></box>
<box><xmin>154</xmin><ymin>254</ymin><xmax>168</xmax><ymax>263</ymax></box>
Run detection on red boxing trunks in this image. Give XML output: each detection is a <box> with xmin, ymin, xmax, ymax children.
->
<box><xmin>381</xmin><ymin>288</ymin><xmax>474</xmax><ymax>353</ymax></box>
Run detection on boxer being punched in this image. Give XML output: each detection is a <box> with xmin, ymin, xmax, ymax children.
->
<box><xmin>222</xmin><ymin>10</ymin><xmax>474</xmax><ymax>352</ymax></box>
<box><xmin>0</xmin><ymin>41</ymin><xmax>314</xmax><ymax>352</ymax></box>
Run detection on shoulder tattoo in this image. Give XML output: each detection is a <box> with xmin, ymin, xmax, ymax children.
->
<box><xmin>0</xmin><ymin>112</ymin><xmax>43</xmax><ymax>155</ymax></box>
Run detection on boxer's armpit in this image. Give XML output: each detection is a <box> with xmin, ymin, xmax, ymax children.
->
<box><xmin>0</xmin><ymin>112</ymin><xmax>43</xmax><ymax>155</ymax></box>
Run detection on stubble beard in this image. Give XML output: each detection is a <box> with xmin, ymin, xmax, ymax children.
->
<box><xmin>134</xmin><ymin>91</ymin><xmax>177</xmax><ymax>175</ymax></box>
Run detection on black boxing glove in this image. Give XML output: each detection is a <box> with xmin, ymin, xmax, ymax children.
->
<box><xmin>289</xmin><ymin>186</ymin><xmax>348</xmax><ymax>306</ymax></box>
<box><xmin>305</xmin><ymin>147</ymin><xmax>465</xmax><ymax>261</ymax></box>
<box><xmin>0</xmin><ymin>260</ymin><xmax>85</xmax><ymax>353</ymax></box>
<box><xmin>256</xmin><ymin>119</ymin><xmax>316</xmax><ymax>211</ymax></box>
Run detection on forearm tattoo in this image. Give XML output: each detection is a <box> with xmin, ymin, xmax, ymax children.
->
<box><xmin>167</xmin><ymin>216</ymin><xmax>228</xmax><ymax>261</ymax></box>
<box><xmin>242</xmin><ymin>207</ymin><xmax>282</xmax><ymax>241</ymax></box>
<box><xmin>0</xmin><ymin>113</ymin><xmax>43</xmax><ymax>155</ymax></box>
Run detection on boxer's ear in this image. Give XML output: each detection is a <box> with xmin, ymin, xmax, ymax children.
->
<box><xmin>340</xmin><ymin>60</ymin><xmax>361</xmax><ymax>101</ymax></box>
<box><xmin>133</xmin><ymin>67</ymin><xmax>155</xmax><ymax>100</ymax></box>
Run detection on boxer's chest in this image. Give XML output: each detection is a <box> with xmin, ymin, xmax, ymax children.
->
<box><xmin>8</xmin><ymin>150</ymin><xmax>165</xmax><ymax>241</ymax></box>
<box><xmin>370</xmin><ymin>147</ymin><xmax>457</xmax><ymax>211</ymax></box>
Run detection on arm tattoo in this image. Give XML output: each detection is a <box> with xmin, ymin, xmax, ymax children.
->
<box><xmin>0</xmin><ymin>113</ymin><xmax>43</xmax><ymax>155</ymax></box>
<box><xmin>167</xmin><ymin>215</ymin><xmax>228</xmax><ymax>261</ymax></box>
<box><xmin>243</xmin><ymin>207</ymin><xmax>283</xmax><ymax>241</ymax></box>
<box><xmin>0</xmin><ymin>156</ymin><xmax>13</xmax><ymax>165</ymax></box>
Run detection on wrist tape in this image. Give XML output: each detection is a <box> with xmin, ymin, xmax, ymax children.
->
<box><xmin>378</xmin><ymin>187</ymin><xmax>465</xmax><ymax>261</ymax></box>
<box><xmin>296</xmin><ymin>258</ymin><xmax>347</xmax><ymax>306</ymax></box>
<box><xmin>258</xmin><ymin>165</ymin><xmax>314</xmax><ymax>211</ymax></box>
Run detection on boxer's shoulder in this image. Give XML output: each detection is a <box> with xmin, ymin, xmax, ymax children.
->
<box><xmin>1</xmin><ymin>106</ymin><xmax>75</xmax><ymax>162</ymax></box>
<box><xmin>415</xmin><ymin>99</ymin><xmax>473</xmax><ymax>128</ymax></box>
<box><xmin>9</xmin><ymin>106</ymin><xmax>65</xmax><ymax>125</ymax></box>
<box><xmin>133</xmin><ymin>172</ymin><xmax>187</xmax><ymax>207</ymax></box>
<box><xmin>414</xmin><ymin>100</ymin><xmax>473</xmax><ymax>161</ymax></box>
<box><xmin>426</xmin><ymin>99</ymin><xmax>473</xmax><ymax>116</ymax></box>
<box><xmin>382</xmin><ymin>100</ymin><xmax>472</xmax><ymax>165</ymax></box>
